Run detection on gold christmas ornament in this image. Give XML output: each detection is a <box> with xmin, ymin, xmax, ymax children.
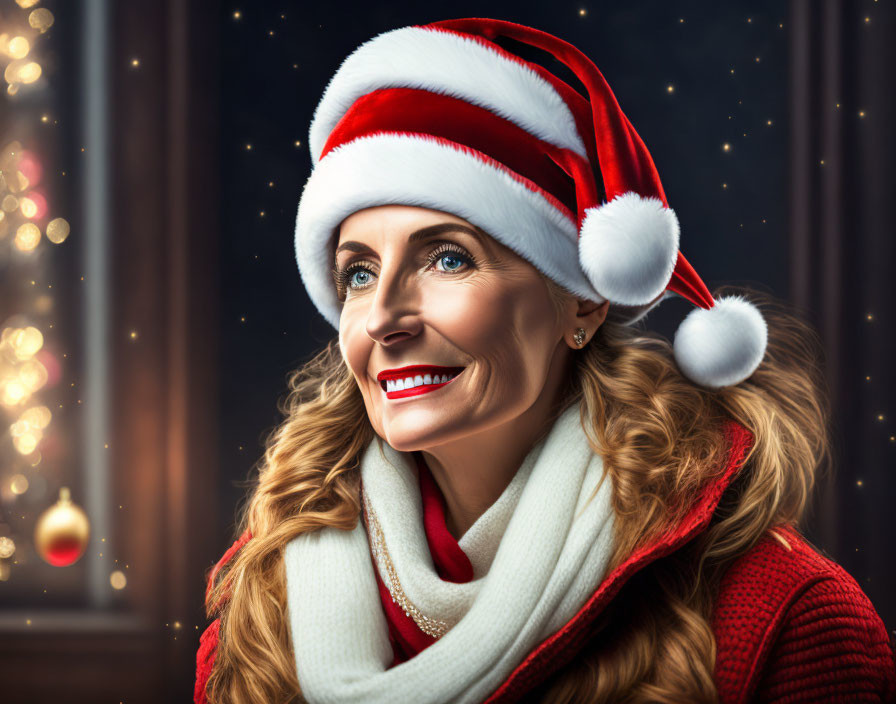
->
<box><xmin>34</xmin><ymin>487</ymin><xmax>90</xmax><ymax>566</ymax></box>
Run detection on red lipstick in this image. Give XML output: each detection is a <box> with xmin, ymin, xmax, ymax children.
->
<box><xmin>376</xmin><ymin>365</ymin><xmax>465</xmax><ymax>399</ymax></box>
<box><xmin>376</xmin><ymin>364</ymin><xmax>464</xmax><ymax>381</ymax></box>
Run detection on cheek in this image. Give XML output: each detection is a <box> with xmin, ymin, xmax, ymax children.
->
<box><xmin>429</xmin><ymin>279</ymin><xmax>557</xmax><ymax>354</ymax></box>
<box><xmin>339</xmin><ymin>312</ymin><xmax>373</xmax><ymax>382</ymax></box>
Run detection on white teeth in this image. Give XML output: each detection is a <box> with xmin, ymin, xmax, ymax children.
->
<box><xmin>385</xmin><ymin>372</ymin><xmax>457</xmax><ymax>392</ymax></box>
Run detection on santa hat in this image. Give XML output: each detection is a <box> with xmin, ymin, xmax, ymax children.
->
<box><xmin>294</xmin><ymin>17</ymin><xmax>768</xmax><ymax>389</ymax></box>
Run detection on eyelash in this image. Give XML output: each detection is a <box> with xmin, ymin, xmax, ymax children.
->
<box><xmin>332</xmin><ymin>242</ymin><xmax>475</xmax><ymax>298</ymax></box>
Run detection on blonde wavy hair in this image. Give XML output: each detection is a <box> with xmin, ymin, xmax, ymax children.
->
<box><xmin>203</xmin><ymin>280</ymin><xmax>831</xmax><ymax>703</ymax></box>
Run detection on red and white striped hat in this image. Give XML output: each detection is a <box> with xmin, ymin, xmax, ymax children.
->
<box><xmin>294</xmin><ymin>17</ymin><xmax>768</xmax><ymax>389</ymax></box>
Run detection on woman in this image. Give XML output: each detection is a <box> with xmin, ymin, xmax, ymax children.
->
<box><xmin>196</xmin><ymin>18</ymin><xmax>895</xmax><ymax>703</ymax></box>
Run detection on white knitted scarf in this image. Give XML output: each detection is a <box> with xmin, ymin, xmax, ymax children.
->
<box><xmin>284</xmin><ymin>401</ymin><xmax>616</xmax><ymax>704</ymax></box>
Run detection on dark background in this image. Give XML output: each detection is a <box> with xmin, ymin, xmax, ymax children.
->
<box><xmin>0</xmin><ymin>1</ymin><xmax>892</xmax><ymax>701</ymax></box>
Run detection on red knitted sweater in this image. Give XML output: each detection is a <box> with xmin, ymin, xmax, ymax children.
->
<box><xmin>195</xmin><ymin>422</ymin><xmax>896</xmax><ymax>702</ymax></box>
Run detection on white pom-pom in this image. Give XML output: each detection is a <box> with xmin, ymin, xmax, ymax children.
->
<box><xmin>673</xmin><ymin>295</ymin><xmax>768</xmax><ymax>389</ymax></box>
<box><xmin>578</xmin><ymin>192</ymin><xmax>680</xmax><ymax>306</ymax></box>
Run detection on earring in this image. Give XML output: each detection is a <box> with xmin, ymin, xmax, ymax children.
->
<box><xmin>573</xmin><ymin>327</ymin><xmax>586</xmax><ymax>347</ymax></box>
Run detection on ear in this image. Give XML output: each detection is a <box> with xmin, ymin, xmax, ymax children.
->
<box><xmin>579</xmin><ymin>298</ymin><xmax>610</xmax><ymax>326</ymax></box>
<box><xmin>564</xmin><ymin>298</ymin><xmax>610</xmax><ymax>349</ymax></box>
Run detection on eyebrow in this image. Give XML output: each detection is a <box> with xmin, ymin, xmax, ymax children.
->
<box><xmin>333</xmin><ymin>222</ymin><xmax>489</xmax><ymax>262</ymax></box>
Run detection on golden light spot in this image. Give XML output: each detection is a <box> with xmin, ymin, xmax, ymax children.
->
<box><xmin>12</xmin><ymin>326</ymin><xmax>44</xmax><ymax>358</ymax></box>
<box><xmin>0</xmin><ymin>537</ymin><xmax>15</xmax><ymax>559</ymax></box>
<box><xmin>767</xmin><ymin>119</ymin><xmax>773</xmax><ymax>126</ymax></box>
<box><xmin>131</xmin><ymin>58</ymin><xmax>140</xmax><ymax>67</ymax></box>
<box><xmin>294</xmin><ymin>140</ymin><xmax>301</xmax><ymax>147</ymax></box>
<box><xmin>17</xmin><ymin>0</ymin><xmax>41</xmax><ymax>8</ymax></box>
<box><xmin>129</xmin><ymin>330</ymin><xmax>138</xmax><ymax>339</ymax></box>
<box><xmin>110</xmin><ymin>571</ymin><xmax>127</xmax><ymax>589</ymax></box>
<box><xmin>245</xmin><ymin>143</ymin><xmax>252</xmax><ymax>151</ymax></box>
<box><xmin>17</xmin><ymin>62</ymin><xmax>42</xmax><ymax>84</ymax></box>
<box><xmin>866</xmin><ymin>313</ymin><xmax>874</xmax><ymax>321</ymax></box>
<box><xmin>10</xmin><ymin>474</ymin><xmax>29</xmax><ymax>495</ymax></box>
<box><xmin>7</xmin><ymin>37</ymin><xmax>30</xmax><ymax>59</ymax></box>
<box><xmin>28</xmin><ymin>8</ymin><xmax>54</xmax><ymax>33</ymax></box>
<box><xmin>19</xmin><ymin>197</ymin><xmax>37</xmax><ymax>218</ymax></box>
<box><xmin>877</xmin><ymin>414</ymin><xmax>885</xmax><ymax>422</ymax></box>
<box><xmin>722</xmin><ymin>143</ymin><xmax>731</xmax><ymax>152</ymax></box>
<box><xmin>15</xmin><ymin>222</ymin><xmax>41</xmax><ymax>251</ymax></box>
<box><xmin>578</xmin><ymin>8</ymin><xmax>587</xmax><ymax>16</ymax></box>
<box><xmin>858</xmin><ymin>110</ymin><xmax>866</xmax><ymax>118</ymax></box>
<box><xmin>722</xmin><ymin>183</ymin><xmax>728</xmax><ymax>190</ymax></box>
<box><xmin>666</xmin><ymin>84</ymin><xmax>674</xmax><ymax>93</ymax></box>
<box><xmin>856</xmin><ymin>479</ymin><xmax>864</xmax><ymax>487</ymax></box>
<box><xmin>46</xmin><ymin>217</ymin><xmax>70</xmax><ymax>244</ymax></box>
<box><xmin>233</xmin><ymin>10</ymin><xmax>242</xmax><ymax>19</ymax></box>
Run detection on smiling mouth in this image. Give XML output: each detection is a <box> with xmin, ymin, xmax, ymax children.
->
<box><xmin>378</xmin><ymin>366</ymin><xmax>465</xmax><ymax>397</ymax></box>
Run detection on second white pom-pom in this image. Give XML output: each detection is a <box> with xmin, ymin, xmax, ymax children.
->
<box><xmin>673</xmin><ymin>295</ymin><xmax>768</xmax><ymax>389</ymax></box>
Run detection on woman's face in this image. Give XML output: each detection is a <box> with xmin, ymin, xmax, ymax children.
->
<box><xmin>334</xmin><ymin>204</ymin><xmax>585</xmax><ymax>452</ymax></box>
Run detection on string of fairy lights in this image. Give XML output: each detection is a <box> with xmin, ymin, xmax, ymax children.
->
<box><xmin>0</xmin><ymin>0</ymin><xmax>95</xmax><ymax>586</ymax></box>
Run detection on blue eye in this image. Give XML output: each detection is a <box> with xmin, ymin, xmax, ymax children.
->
<box><xmin>349</xmin><ymin>269</ymin><xmax>372</xmax><ymax>287</ymax></box>
<box><xmin>438</xmin><ymin>253</ymin><xmax>464</xmax><ymax>271</ymax></box>
<box><xmin>333</xmin><ymin>241</ymin><xmax>475</xmax><ymax>299</ymax></box>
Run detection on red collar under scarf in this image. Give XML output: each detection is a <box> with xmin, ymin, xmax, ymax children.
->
<box><xmin>374</xmin><ymin>451</ymin><xmax>474</xmax><ymax>666</ymax></box>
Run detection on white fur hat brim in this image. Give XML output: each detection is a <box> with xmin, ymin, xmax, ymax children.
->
<box><xmin>295</xmin><ymin>133</ymin><xmax>607</xmax><ymax>329</ymax></box>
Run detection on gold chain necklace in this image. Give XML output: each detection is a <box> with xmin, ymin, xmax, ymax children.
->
<box><xmin>361</xmin><ymin>491</ymin><xmax>450</xmax><ymax>639</ymax></box>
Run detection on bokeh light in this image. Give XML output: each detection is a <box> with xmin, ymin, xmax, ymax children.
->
<box><xmin>46</xmin><ymin>217</ymin><xmax>70</xmax><ymax>243</ymax></box>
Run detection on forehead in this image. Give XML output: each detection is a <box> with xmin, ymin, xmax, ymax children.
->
<box><xmin>333</xmin><ymin>205</ymin><xmax>502</xmax><ymax>260</ymax></box>
<box><xmin>337</xmin><ymin>204</ymin><xmax>474</xmax><ymax>240</ymax></box>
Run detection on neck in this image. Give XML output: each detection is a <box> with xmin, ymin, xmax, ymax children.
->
<box><xmin>419</xmin><ymin>349</ymin><xmax>574</xmax><ymax>541</ymax></box>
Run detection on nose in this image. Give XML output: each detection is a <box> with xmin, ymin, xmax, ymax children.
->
<box><xmin>364</xmin><ymin>260</ymin><xmax>423</xmax><ymax>345</ymax></box>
